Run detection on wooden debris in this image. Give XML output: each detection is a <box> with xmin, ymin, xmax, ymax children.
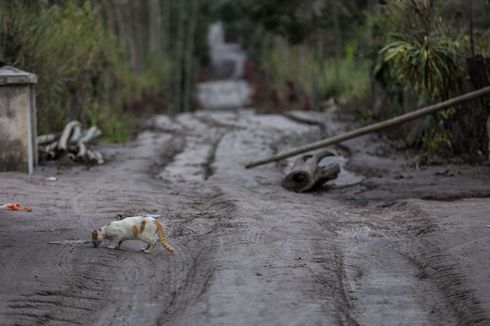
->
<box><xmin>245</xmin><ymin>86</ymin><xmax>490</xmax><ymax>168</ymax></box>
<box><xmin>37</xmin><ymin>121</ymin><xmax>104</xmax><ymax>165</ymax></box>
<box><xmin>58</xmin><ymin>121</ymin><xmax>82</xmax><ymax>151</ymax></box>
<box><xmin>282</xmin><ymin>150</ymin><xmax>340</xmax><ymax>192</ymax></box>
<box><xmin>37</xmin><ymin>133</ymin><xmax>57</xmax><ymax>145</ymax></box>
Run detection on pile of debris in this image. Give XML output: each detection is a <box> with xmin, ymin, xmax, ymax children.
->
<box><xmin>38</xmin><ymin>121</ymin><xmax>104</xmax><ymax>165</ymax></box>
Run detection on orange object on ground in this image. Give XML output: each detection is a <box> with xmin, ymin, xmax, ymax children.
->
<box><xmin>1</xmin><ymin>202</ymin><xmax>31</xmax><ymax>212</ymax></box>
<box><xmin>5</xmin><ymin>203</ymin><xmax>20</xmax><ymax>211</ymax></box>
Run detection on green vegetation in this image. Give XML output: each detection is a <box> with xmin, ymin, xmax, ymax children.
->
<box><xmin>1</xmin><ymin>0</ymin><xmax>488</xmax><ymax>159</ymax></box>
<box><xmin>372</xmin><ymin>0</ymin><xmax>490</xmax><ymax>159</ymax></box>
<box><xmin>0</xmin><ymin>1</ymin><xmax>128</xmax><ymax>140</ymax></box>
<box><xmin>262</xmin><ymin>38</ymin><xmax>370</xmax><ymax>105</ymax></box>
<box><xmin>0</xmin><ymin>0</ymin><xmax>208</xmax><ymax>142</ymax></box>
<box><xmin>216</xmin><ymin>0</ymin><xmax>490</xmax><ymax>161</ymax></box>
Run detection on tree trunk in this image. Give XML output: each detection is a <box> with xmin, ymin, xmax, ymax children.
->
<box><xmin>130</xmin><ymin>0</ymin><xmax>143</xmax><ymax>73</ymax></box>
<box><xmin>102</xmin><ymin>0</ymin><xmax>117</xmax><ymax>36</ymax></box>
<box><xmin>149</xmin><ymin>0</ymin><xmax>162</xmax><ymax>54</ymax></box>
<box><xmin>183</xmin><ymin>0</ymin><xmax>199</xmax><ymax>112</ymax></box>
<box><xmin>282</xmin><ymin>150</ymin><xmax>339</xmax><ymax>192</ymax></box>
<box><xmin>113</xmin><ymin>2</ymin><xmax>137</xmax><ymax>71</ymax></box>
<box><xmin>173</xmin><ymin>0</ymin><xmax>186</xmax><ymax>112</ymax></box>
<box><xmin>332</xmin><ymin>2</ymin><xmax>342</xmax><ymax>94</ymax></box>
<box><xmin>162</xmin><ymin>0</ymin><xmax>170</xmax><ymax>54</ymax></box>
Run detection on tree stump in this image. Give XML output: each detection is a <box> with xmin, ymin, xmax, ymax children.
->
<box><xmin>282</xmin><ymin>150</ymin><xmax>340</xmax><ymax>192</ymax></box>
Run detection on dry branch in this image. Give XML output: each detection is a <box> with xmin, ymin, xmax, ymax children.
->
<box><xmin>37</xmin><ymin>133</ymin><xmax>57</xmax><ymax>145</ymax></box>
<box><xmin>58</xmin><ymin>121</ymin><xmax>82</xmax><ymax>151</ymax></box>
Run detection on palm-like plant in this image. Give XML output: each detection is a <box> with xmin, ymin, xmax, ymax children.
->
<box><xmin>378</xmin><ymin>34</ymin><xmax>463</xmax><ymax>99</ymax></box>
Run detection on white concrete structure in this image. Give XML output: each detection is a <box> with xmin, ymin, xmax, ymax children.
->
<box><xmin>0</xmin><ymin>66</ymin><xmax>38</xmax><ymax>174</ymax></box>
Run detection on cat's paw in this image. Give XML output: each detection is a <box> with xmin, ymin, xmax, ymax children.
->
<box><xmin>143</xmin><ymin>249</ymin><xmax>153</xmax><ymax>254</ymax></box>
<box><xmin>107</xmin><ymin>245</ymin><xmax>117</xmax><ymax>249</ymax></box>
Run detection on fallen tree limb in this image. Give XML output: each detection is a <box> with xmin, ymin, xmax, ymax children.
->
<box><xmin>70</xmin><ymin>125</ymin><xmax>82</xmax><ymax>142</ymax></box>
<box><xmin>282</xmin><ymin>150</ymin><xmax>340</xmax><ymax>192</ymax></box>
<box><xmin>245</xmin><ymin>86</ymin><xmax>490</xmax><ymax>168</ymax></box>
<box><xmin>78</xmin><ymin>126</ymin><xmax>102</xmax><ymax>144</ymax></box>
<box><xmin>77</xmin><ymin>142</ymin><xmax>87</xmax><ymax>161</ymax></box>
<box><xmin>37</xmin><ymin>134</ymin><xmax>57</xmax><ymax>145</ymax></box>
<box><xmin>58</xmin><ymin>121</ymin><xmax>82</xmax><ymax>151</ymax></box>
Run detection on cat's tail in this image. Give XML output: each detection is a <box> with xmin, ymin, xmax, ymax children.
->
<box><xmin>153</xmin><ymin>220</ymin><xmax>174</xmax><ymax>255</ymax></box>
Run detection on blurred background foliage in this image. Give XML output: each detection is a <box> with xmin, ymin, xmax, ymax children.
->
<box><xmin>0</xmin><ymin>0</ymin><xmax>210</xmax><ymax>141</ymax></box>
<box><xmin>212</xmin><ymin>0</ymin><xmax>490</xmax><ymax>161</ymax></box>
<box><xmin>0</xmin><ymin>0</ymin><xmax>489</xmax><ymax>160</ymax></box>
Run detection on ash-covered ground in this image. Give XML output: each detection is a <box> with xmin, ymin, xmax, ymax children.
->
<box><xmin>1</xmin><ymin>109</ymin><xmax>489</xmax><ymax>325</ymax></box>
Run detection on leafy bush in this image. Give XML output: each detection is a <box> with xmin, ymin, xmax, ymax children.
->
<box><xmin>0</xmin><ymin>1</ymin><xmax>172</xmax><ymax>141</ymax></box>
<box><xmin>261</xmin><ymin>37</ymin><xmax>370</xmax><ymax>107</ymax></box>
<box><xmin>371</xmin><ymin>0</ymin><xmax>489</xmax><ymax>159</ymax></box>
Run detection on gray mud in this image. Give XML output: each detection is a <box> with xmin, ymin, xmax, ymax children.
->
<box><xmin>0</xmin><ymin>110</ymin><xmax>489</xmax><ymax>325</ymax></box>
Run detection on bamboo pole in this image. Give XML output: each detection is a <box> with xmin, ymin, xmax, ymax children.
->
<box><xmin>245</xmin><ymin>86</ymin><xmax>490</xmax><ymax>169</ymax></box>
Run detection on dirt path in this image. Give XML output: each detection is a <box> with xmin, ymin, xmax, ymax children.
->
<box><xmin>1</xmin><ymin>110</ymin><xmax>489</xmax><ymax>325</ymax></box>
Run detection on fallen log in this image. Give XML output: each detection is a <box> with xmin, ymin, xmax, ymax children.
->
<box><xmin>77</xmin><ymin>142</ymin><xmax>87</xmax><ymax>161</ymax></box>
<box><xmin>282</xmin><ymin>150</ymin><xmax>340</xmax><ymax>192</ymax></box>
<box><xmin>78</xmin><ymin>126</ymin><xmax>102</xmax><ymax>144</ymax></box>
<box><xmin>70</xmin><ymin>125</ymin><xmax>82</xmax><ymax>142</ymax></box>
<box><xmin>37</xmin><ymin>133</ymin><xmax>57</xmax><ymax>145</ymax></box>
<box><xmin>58</xmin><ymin>121</ymin><xmax>82</xmax><ymax>151</ymax></box>
<box><xmin>245</xmin><ymin>86</ymin><xmax>490</xmax><ymax>168</ymax></box>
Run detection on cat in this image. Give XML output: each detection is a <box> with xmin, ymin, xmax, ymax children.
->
<box><xmin>91</xmin><ymin>215</ymin><xmax>174</xmax><ymax>255</ymax></box>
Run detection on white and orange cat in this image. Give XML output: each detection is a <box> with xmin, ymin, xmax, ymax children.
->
<box><xmin>91</xmin><ymin>215</ymin><xmax>174</xmax><ymax>255</ymax></box>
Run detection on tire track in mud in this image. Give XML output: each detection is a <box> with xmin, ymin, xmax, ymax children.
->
<box><xmin>3</xmin><ymin>229</ymin><xmax>137</xmax><ymax>325</ymax></box>
<box><xmin>281</xmin><ymin>111</ymin><xmax>327</xmax><ymax>137</ymax></box>
<box><xmin>171</xmin><ymin>110</ymin><xmax>358</xmax><ymax>323</ymax></box>
<box><xmin>399</xmin><ymin>205</ymin><xmax>490</xmax><ymax>325</ymax></box>
<box><xmin>154</xmin><ymin>134</ymin><xmax>187</xmax><ymax>171</ymax></box>
<box><xmin>157</xmin><ymin>112</ymin><xmax>490</xmax><ymax>325</ymax></box>
<box><xmin>337</xmin><ymin>201</ymin><xmax>490</xmax><ymax>325</ymax></box>
<box><xmin>202</xmin><ymin>133</ymin><xmax>224</xmax><ymax>180</ymax></box>
<box><xmin>0</xmin><ymin>130</ymin><xmax>184</xmax><ymax>325</ymax></box>
<box><xmin>155</xmin><ymin>191</ymin><xmax>239</xmax><ymax>324</ymax></box>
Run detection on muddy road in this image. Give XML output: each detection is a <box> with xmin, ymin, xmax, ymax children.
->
<box><xmin>1</xmin><ymin>110</ymin><xmax>489</xmax><ymax>325</ymax></box>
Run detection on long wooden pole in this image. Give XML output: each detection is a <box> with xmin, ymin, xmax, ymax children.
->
<box><xmin>245</xmin><ymin>86</ymin><xmax>490</xmax><ymax>169</ymax></box>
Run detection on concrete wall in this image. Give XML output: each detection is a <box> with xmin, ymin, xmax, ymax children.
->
<box><xmin>0</xmin><ymin>85</ymin><xmax>36</xmax><ymax>173</ymax></box>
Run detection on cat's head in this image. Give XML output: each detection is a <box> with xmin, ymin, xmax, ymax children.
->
<box><xmin>90</xmin><ymin>228</ymin><xmax>102</xmax><ymax>247</ymax></box>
